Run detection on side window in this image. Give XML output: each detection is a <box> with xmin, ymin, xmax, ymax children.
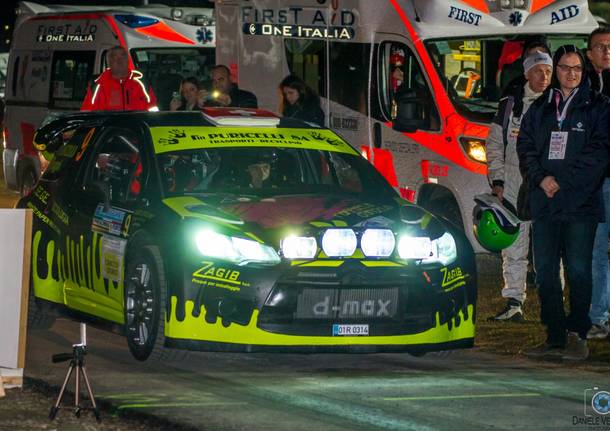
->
<box><xmin>375</xmin><ymin>42</ymin><xmax>440</xmax><ymax>131</ymax></box>
<box><xmin>11</xmin><ymin>56</ymin><xmax>20</xmax><ymax>97</ymax></box>
<box><xmin>50</xmin><ymin>51</ymin><xmax>95</xmax><ymax>109</ymax></box>
<box><xmin>285</xmin><ymin>39</ymin><xmax>326</xmax><ymax>98</ymax></box>
<box><xmin>87</xmin><ymin>130</ymin><xmax>144</xmax><ymax>204</ymax></box>
<box><xmin>328</xmin><ymin>42</ymin><xmax>370</xmax><ymax>115</ymax></box>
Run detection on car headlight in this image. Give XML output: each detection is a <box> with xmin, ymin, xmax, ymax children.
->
<box><xmin>397</xmin><ymin>232</ymin><xmax>457</xmax><ymax>265</ymax></box>
<box><xmin>281</xmin><ymin>236</ymin><xmax>317</xmax><ymax>259</ymax></box>
<box><xmin>322</xmin><ymin>229</ymin><xmax>357</xmax><ymax>257</ymax></box>
<box><xmin>361</xmin><ymin>229</ymin><xmax>395</xmax><ymax>257</ymax></box>
<box><xmin>397</xmin><ymin>236</ymin><xmax>434</xmax><ymax>259</ymax></box>
<box><xmin>428</xmin><ymin>231</ymin><xmax>458</xmax><ymax>265</ymax></box>
<box><xmin>195</xmin><ymin>229</ymin><xmax>280</xmax><ymax>266</ymax></box>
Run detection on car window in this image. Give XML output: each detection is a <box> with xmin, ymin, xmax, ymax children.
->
<box><xmin>86</xmin><ymin>130</ymin><xmax>144</xmax><ymax>204</ymax></box>
<box><xmin>157</xmin><ymin>147</ymin><xmax>395</xmax><ymax>198</ymax></box>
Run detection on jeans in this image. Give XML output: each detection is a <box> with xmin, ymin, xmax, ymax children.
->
<box><xmin>590</xmin><ymin>178</ymin><xmax>610</xmax><ymax>326</ymax></box>
<box><xmin>532</xmin><ymin>218</ymin><xmax>597</xmax><ymax>345</ymax></box>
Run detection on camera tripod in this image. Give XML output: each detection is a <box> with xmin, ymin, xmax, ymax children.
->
<box><xmin>49</xmin><ymin>323</ymin><xmax>101</xmax><ymax>422</ymax></box>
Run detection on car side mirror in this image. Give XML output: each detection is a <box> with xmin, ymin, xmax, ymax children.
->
<box><xmin>85</xmin><ymin>180</ymin><xmax>111</xmax><ymax>212</ymax></box>
<box><xmin>392</xmin><ymin>89</ymin><xmax>428</xmax><ymax>134</ymax></box>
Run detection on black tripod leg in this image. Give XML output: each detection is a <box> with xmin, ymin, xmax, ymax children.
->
<box><xmin>81</xmin><ymin>366</ymin><xmax>101</xmax><ymax>422</ymax></box>
<box><xmin>74</xmin><ymin>363</ymin><xmax>81</xmax><ymax>417</ymax></box>
<box><xmin>49</xmin><ymin>363</ymin><xmax>75</xmax><ymax>420</ymax></box>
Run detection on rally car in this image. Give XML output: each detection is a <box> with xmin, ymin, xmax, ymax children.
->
<box><xmin>21</xmin><ymin>109</ymin><xmax>477</xmax><ymax>361</ymax></box>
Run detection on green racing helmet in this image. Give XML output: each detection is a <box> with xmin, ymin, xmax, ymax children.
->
<box><xmin>472</xmin><ymin>193</ymin><xmax>521</xmax><ymax>252</ymax></box>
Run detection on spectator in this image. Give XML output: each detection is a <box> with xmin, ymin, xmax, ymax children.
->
<box><xmin>499</xmin><ymin>39</ymin><xmax>551</xmax><ymax>96</ymax></box>
<box><xmin>170</xmin><ymin>77</ymin><xmax>206</xmax><ymax>111</ymax></box>
<box><xmin>81</xmin><ymin>46</ymin><xmax>158</xmax><ymax>112</ymax></box>
<box><xmin>279</xmin><ymin>75</ymin><xmax>324</xmax><ymax>126</ymax></box>
<box><xmin>517</xmin><ymin>45</ymin><xmax>610</xmax><ymax>360</ymax></box>
<box><xmin>585</xmin><ymin>27</ymin><xmax>610</xmax><ymax>340</ymax></box>
<box><xmin>486</xmin><ymin>51</ymin><xmax>553</xmax><ymax>322</ymax></box>
<box><xmin>203</xmin><ymin>65</ymin><xmax>257</xmax><ymax>108</ymax></box>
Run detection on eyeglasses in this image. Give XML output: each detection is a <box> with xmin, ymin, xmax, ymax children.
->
<box><xmin>592</xmin><ymin>43</ymin><xmax>610</xmax><ymax>53</ymax></box>
<box><xmin>556</xmin><ymin>64</ymin><xmax>583</xmax><ymax>73</ymax></box>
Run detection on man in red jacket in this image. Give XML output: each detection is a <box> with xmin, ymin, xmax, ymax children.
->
<box><xmin>81</xmin><ymin>46</ymin><xmax>158</xmax><ymax>112</ymax></box>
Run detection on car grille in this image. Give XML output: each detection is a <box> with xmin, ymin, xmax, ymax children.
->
<box><xmin>295</xmin><ymin>288</ymin><xmax>399</xmax><ymax>320</ymax></box>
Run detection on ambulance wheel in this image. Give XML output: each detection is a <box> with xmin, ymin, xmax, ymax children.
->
<box><xmin>27</xmin><ymin>283</ymin><xmax>55</xmax><ymax>330</ymax></box>
<box><xmin>20</xmin><ymin>167</ymin><xmax>37</xmax><ymax>197</ymax></box>
<box><xmin>124</xmin><ymin>243</ymin><xmax>167</xmax><ymax>361</ymax></box>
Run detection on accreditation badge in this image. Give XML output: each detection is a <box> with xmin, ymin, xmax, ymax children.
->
<box><xmin>548</xmin><ymin>131</ymin><xmax>568</xmax><ymax>160</ymax></box>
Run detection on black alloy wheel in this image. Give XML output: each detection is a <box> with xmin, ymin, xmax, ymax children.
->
<box><xmin>124</xmin><ymin>244</ymin><xmax>167</xmax><ymax>361</ymax></box>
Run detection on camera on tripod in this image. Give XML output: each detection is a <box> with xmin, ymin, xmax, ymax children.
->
<box><xmin>49</xmin><ymin>323</ymin><xmax>100</xmax><ymax>422</ymax></box>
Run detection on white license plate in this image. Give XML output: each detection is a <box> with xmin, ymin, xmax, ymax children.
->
<box><xmin>332</xmin><ymin>324</ymin><xmax>369</xmax><ymax>336</ymax></box>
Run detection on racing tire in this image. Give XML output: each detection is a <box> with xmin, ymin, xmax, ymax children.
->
<box><xmin>27</xmin><ymin>283</ymin><xmax>56</xmax><ymax>330</ymax></box>
<box><xmin>20</xmin><ymin>167</ymin><xmax>38</xmax><ymax>197</ymax></box>
<box><xmin>124</xmin><ymin>243</ymin><xmax>169</xmax><ymax>361</ymax></box>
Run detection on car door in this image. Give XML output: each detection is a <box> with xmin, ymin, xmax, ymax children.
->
<box><xmin>62</xmin><ymin>125</ymin><xmax>146</xmax><ymax>324</ymax></box>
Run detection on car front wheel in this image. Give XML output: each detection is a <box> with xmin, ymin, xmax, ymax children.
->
<box><xmin>124</xmin><ymin>244</ymin><xmax>167</xmax><ymax>361</ymax></box>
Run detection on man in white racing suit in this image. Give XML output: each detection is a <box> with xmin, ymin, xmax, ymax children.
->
<box><xmin>486</xmin><ymin>50</ymin><xmax>553</xmax><ymax>321</ymax></box>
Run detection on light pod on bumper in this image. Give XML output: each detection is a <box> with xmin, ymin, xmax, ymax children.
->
<box><xmin>361</xmin><ymin>229</ymin><xmax>395</xmax><ymax>257</ymax></box>
<box><xmin>322</xmin><ymin>229</ymin><xmax>357</xmax><ymax>257</ymax></box>
<box><xmin>281</xmin><ymin>236</ymin><xmax>317</xmax><ymax>259</ymax></box>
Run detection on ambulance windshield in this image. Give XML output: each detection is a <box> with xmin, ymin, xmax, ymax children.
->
<box><xmin>425</xmin><ymin>35</ymin><xmax>587</xmax><ymax>123</ymax></box>
<box><xmin>130</xmin><ymin>47</ymin><xmax>215</xmax><ymax>111</ymax></box>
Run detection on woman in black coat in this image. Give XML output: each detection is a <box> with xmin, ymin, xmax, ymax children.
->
<box><xmin>279</xmin><ymin>75</ymin><xmax>324</xmax><ymax>127</ymax></box>
<box><xmin>517</xmin><ymin>45</ymin><xmax>610</xmax><ymax>360</ymax></box>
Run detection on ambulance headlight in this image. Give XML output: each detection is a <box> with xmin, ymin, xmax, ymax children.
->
<box><xmin>195</xmin><ymin>229</ymin><xmax>280</xmax><ymax>266</ymax></box>
<box><xmin>281</xmin><ymin>236</ymin><xmax>317</xmax><ymax>259</ymax></box>
<box><xmin>322</xmin><ymin>229</ymin><xmax>357</xmax><ymax>257</ymax></box>
<box><xmin>460</xmin><ymin>137</ymin><xmax>487</xmax><ymax>163</ymax></box>
<box><xmin>361</xmin><ymin>229</ymin><xmax>395</xmax><ymax>257</ymax></box>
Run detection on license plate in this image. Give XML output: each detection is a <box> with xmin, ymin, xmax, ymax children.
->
<box><xmin>332</xmin><ymin>324</ymin><xmax>369</xmax><ymax>336</ymax></box>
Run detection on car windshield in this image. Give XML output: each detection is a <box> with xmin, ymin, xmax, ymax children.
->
<box><xmin>157</xmin><ymin>147</ymin><xmax>396</xmax><ymax>199</ymax></box>
<box><xmin>130</xmin><ymin>47</ymin><xmax>215</xmax><ymax>111</ymax></box>
<box><xmin>425</xmin><ymin>35</ymin><xmax>587</xmax><ymax>123</ymax></box>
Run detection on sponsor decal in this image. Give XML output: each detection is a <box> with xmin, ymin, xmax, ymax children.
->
<box><xmin>151</xmin><ymin>127</ymin><xmax>358</xmax><ymax>155</ymax></box>
<box><xmin>440</xmin><ymin>266</ymin><xmax>467</xmax><ymax>291</ymax></box>
<box><xmin>550</xmin><ymin>5</ymin><xmax>579</xmax><ymax>25</ymax></box>
<box><xmin>51</xmin><ymin>202</ymin><xmax>69</xmax><ymax>226</ymax></box>
<box><xmin>241</xmin><ymin>5</ymin><xmax>356</xmax><ymax>40</ymax></box>
<box><xmin>36</xmin><ymin>23</ymin><xmax>97</xmax><ymax>43</ymax></box>
<box><xmin>448</xmin><ymin>6</ymin><xmax>482</xmax><ymax>26</ymax></box>
<box><xmin>192</xmin><ymin>261</ymin><xmax>250</xmax><ymax>291</ymax></box>
<box><xmin>27</xmin><ymin>202</ymin><xmax>60</xmax><ymax>235</ymax></box>
<box><xmin>101</xmin><ymin>235</ymin><xmax>126</xmax><ymax>282</ymax></box>
<box><xmin>334</xmin><ymin>203</ymin><xmax>393</xmax><ymax>218</ymax></box>
<box><xmin>331</xmin><ymin>116</ymin><xmax>359</xmax><ymax>131</ymax></box>
<box><xmin>92</xmin><ymin>205</ymin><xmax>132</xmax><ymax>238</ymax></box>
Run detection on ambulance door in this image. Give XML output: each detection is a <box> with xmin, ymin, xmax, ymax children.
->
<box><xmin>369</xmin><ymin>33</ymin><xmax>441</xmax><ymax>197</ymax></box>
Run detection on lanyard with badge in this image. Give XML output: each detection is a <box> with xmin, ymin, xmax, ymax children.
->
<box><xmin>549</xmin><ymin>89</ymin><xmax>577</xmax><ymax>160</ymax></box>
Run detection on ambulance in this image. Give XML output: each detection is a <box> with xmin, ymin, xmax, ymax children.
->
<box><xmin>4</xmin><ymin>1</ymin><xmax>216</xmax><ymax>195</ymax></box>
<box><xmin>212</xmin><ymin>0</ymin><xmax>598</xmax><ymax>252</ymax></box>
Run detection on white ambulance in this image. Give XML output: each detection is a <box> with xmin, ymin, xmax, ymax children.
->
<box><xmin>4</xmin><ymin>1</ymin><xmax>216</xmax><ymax>195</ymax></box>
<box><xmin>213</xmin><ymin>0</ymin><xmax>597</xmax><ymax>252</ymax></box>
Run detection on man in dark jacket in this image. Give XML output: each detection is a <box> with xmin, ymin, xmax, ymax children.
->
<box><xmin>205</xmin><ymin>65</ymin><xmax>258</xmax><ymax>108</ymax></box>
<box><xmin>585</xmin><ymin>27</ymin><xmax>610</xmax><ymax>340</ymax></box>
<box><xmin>517</xmin><ymin>45</ymin><xmax>610</xmax><ymax>360</ymax></box>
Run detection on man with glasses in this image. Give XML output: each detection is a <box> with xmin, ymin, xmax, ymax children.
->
<box><xmin>586</xmin><ymin>28</ymin><xmax>610</xmax><ymax>340</ymax></box>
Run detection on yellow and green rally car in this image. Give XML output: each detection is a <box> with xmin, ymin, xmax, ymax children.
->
<box><xmin>20</xmin><ymin>109</ymin><xmax>476</xmax><ymax>361</ymax></box>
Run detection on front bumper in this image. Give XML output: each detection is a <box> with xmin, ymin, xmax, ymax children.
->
<box><xmin>164</xmin><ymin>258</ymin><xmax>476</xmax><ymax>353</ymax></box>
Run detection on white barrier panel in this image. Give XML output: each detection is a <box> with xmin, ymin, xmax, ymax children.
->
<box><xmin>0</xmin><ymin>209</ymin><xmax>32</xmax><ymax>370</ymax></box>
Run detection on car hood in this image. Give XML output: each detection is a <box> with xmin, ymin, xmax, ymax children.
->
<box><xmin>163</xmin><ymin>195</ymin><xmax>448</xmax><ymax>245</ymax></box>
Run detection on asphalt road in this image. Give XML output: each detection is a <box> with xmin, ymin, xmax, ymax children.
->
<box><xmin>24</xmin><ymin>319</ymin><xmax>610</xmax><ymax>431</ymax></box>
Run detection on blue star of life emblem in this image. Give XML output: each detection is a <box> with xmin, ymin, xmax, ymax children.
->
<box><xmin>509</xmin><ymin>11</ymin><xmax>523</xmax><ymax>26</ymax></box>
<box><xmin>197</xmin><ymin>27</ymin><xmax>214</xmax><ymax>44</ymax></box>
